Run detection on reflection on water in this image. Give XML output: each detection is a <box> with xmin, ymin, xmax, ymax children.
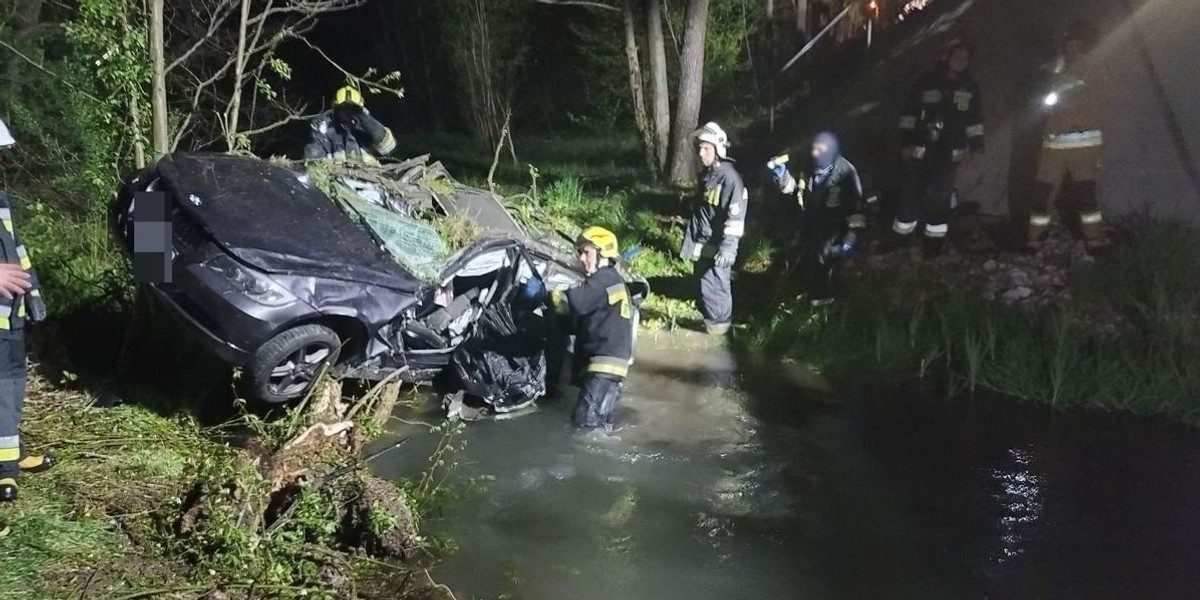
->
<box><xmin>371</xmin><ymin>330</ymin><xmax>1200</xmax><ymax>600</ymax></box>
<box><xmin>991</xmin><ymin>446</ymin><xmax>1043</xmax><ymax>564</ymax></box>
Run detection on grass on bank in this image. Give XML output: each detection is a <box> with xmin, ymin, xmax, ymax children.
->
<box><xmin>415</xmin><ymin>131</ymin><xmax>711</xmax><ymax>330</ymax></box>
<box><xmin>733</xmin><ymin>220</ymin><xmax>1200</xmax><ymax>424</ymax></box>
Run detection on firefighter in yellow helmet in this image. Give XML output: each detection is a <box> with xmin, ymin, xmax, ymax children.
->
<box><xmin>304</xmin><ymin>86</ymin><xmax>398</xmax><ymax>165</ymax></box>
<box><xmin>1028</xmin><ymin>20</ymin><xmax>1106</xmax><ymax>252</ymax></box>
<box><xmin>520</xmin><ymin>226</ymin><xmax>634</xmax><ymax>431</ymax></box>
<box><xmin>0</xmin><ymin>120</ymin><xmax>55</xmax><ymax>518</ymax></box>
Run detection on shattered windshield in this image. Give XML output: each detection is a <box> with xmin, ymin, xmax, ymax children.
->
<box><xmin>299</xmin><ymin>159</ymin><xmax>472</xmax><ymax>281</ymax></box>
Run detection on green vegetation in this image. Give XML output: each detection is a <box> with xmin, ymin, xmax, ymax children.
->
<box><xmin>3</xmin><ymin>371</ymin><xmax>467</xmax><ymax>600</ymax></box>
<box><xmin>734</xmin><ymin>221</ymin><xmax>1200</xmax><ymax>423</ymax></box>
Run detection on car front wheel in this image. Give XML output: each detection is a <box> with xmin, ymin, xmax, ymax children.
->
<box><xmin>245</xmin><ymin>324</ymin><xmax>341</xmax><ymax>404</ymax></box>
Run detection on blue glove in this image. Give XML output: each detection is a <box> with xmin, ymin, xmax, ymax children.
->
<box><xmin>771</xmin><ymin>164</ymin><xmax>788</xmax><ymax>183</ymax></box>
<box><xmin>621</xmin><ymin>245</ymin><xmax>645</xmax><ymax>263</ymax></box>
<box><xmin>520</xmin><ymin>276</ymin><xmax>547</xmax><ymax>305</ymax></box>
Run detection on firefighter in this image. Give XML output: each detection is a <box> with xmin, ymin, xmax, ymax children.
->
<box><xmin>304</xmin><ymin>86</ymin><xmax>397</xmax><ymax>165</ymax></box>
<box><xmin>891</xmin><ymin>37</ymin><xmax>986</xmax><ymax>257</ymax></box>
<box><xmin>771</xmin><ymin>131</ymin><xmax>866</xmax><ymax>306</ymax></box>
<box><xmin>1028</xmin><ymin>20</ymin><xmax>1105</xmax><ymax>251</ymax></box>
<box><xmin>681</xmin><ymin>122</ymin><xmax>747</xmax><ymax>336</ymax></box>
<box><xmin>0</xmin><ymin>119</ymin><xmax>54</xmax><ymax>506</ymax></box>
<box><xmin>520</xmin><ymin>226</ymin><xmax>634</xmax><ymax>431</ymax></box>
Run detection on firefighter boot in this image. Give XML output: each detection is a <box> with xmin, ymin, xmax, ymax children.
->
<box><xmin>19</xmin><ymin>454</ymin><xmax>56</xmax><ymax>474</ymax></box>
<box><xmin>0</xmin><ymin>478</ymin><xmax>16</xmax><ymax>502</ymax></box>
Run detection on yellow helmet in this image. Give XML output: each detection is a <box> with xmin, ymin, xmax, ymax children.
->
<box><xmin>577</xmin><ymin>226</ymin><xmax>619</xmax><ymax>259</ymax></box>
<box><xmin>332</xmin><ymin>86</ymin><xmax>364</xmax><ymax>108</ymax></box>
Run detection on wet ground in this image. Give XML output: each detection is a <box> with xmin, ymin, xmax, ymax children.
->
<box><xmin>371</xmin><ymin>330</ymin><xmax>1200</xmax><ymax>600</ymax></box>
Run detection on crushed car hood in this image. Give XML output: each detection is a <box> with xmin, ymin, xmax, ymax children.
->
<box><xmin>158</xmin><ymin>153</ymin><xmax>421</xmax><ymax>293</ymax></box>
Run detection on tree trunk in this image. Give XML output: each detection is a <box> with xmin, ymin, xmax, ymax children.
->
<box><xmin>129</xmin><ymin>94</ymin><xmax>146</xmax><ymax>169</ymax></box>
<box><xmin>647</xmin><ymin>0</ymin><xmax>671</xmax><ymax>172</ymax></box>
<box><xmin>623</xmin><ymin>0</ymin><xmax>656</xmax><ymax>177</ymax></box>
<box><xmin>2</xmin><ymin>0</ymin><xmax>46</xmax><ymax>103</ymax></box>
<box><xmin>666</xmin><ymin>0</ymin><xmax>710</xmax><ymax>185</ymax></box>
<box><xmin>794</xmin><ymin>0</ymin><xmax>809</xmax><ymax>37</ymax></box>
<box><xmin>149</xmin><ymin>0</ymin><xmax>169</xmax><ymax>156</ymax></box>
<box><xmin>225</xmin><ymin>0</ymin><xmax>252</xmax><ymax>152</ymax></box>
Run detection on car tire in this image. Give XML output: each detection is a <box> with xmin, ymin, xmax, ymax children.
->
<box><xmin>244</xmin><ymin>324</ymin><xmax>342</xmax><ymax>405</ymax></box>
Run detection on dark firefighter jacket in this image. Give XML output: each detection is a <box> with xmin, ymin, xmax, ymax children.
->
<box><xmin>791</xmin><ymin>156</ymin><xmax>865</xmax><ymax>221</ymax></box>
<box><xmin>550</xmin><ymin>266</ymin><xmax>633</xmax><ymax>379</ymax></box>
<box><xmin>681</xmin><ymin>159</ymin><xmax>748</xmax><ymax>262</ymax></box>
<box><xmin>1039</xmin><ymin>55</ymin><xmax>1103</xmax><ymax>148</ymax></box>
<box><xmin>0</xmin><ymin>191</ymin><xmax>46</xmax><ymax>330</ymax></box>
<box><xmin>898</xmin><ymin>67</ymin><xmax>985</xmax><ymax>161</ymax></box>
<box><xmin>304</xmin><ymin>110</ymin><xmax>397</xmax><ymax>164</ymax></box>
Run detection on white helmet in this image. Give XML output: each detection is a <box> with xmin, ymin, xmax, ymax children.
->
<box><xmin>0</xmin><ymin>119</ymin><xmax>14</xmax><ymax>148</ymax></box>
<box><xmin>694</xmin><ymin>121</ymin><xmax>730</xmax><ymax>159</ymax></box>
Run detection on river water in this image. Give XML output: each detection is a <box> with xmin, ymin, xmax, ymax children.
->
<box><xmin>372</xmin><ymin>330</ymin><xmax>1200</xmax><ymax>600</ymax></box>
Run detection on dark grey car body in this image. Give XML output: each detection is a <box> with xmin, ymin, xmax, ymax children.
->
<box><xmin>110</xmin><ymin>153</ymin><xmax>599</xmax><ymax>407</ymax></box>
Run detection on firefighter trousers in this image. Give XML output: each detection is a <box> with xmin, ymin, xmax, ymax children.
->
<box><xmin>1029</xmin><ymin>144</ymin><xmax>1103</xmax><ymax>244</ymax></box>
<box><xmin>894</xmin><ymin>157</ymin><xmax>957</xmax><ymax>240</ymax></box>
<box><xmin>573</xmin><ymin>372</ymin><xmax>622</xmax><ymax>430</ymax></box>
<box><xmin>0</xmin><ymin>328</ymin><xmax>27</xmax><ymax>479</ymax></box>
<box><xmin>802</xmin><ymin>210</ymin><xmax>847</xmax><ymax>301</ymax></box>
<box><xmin>696</xmin><ymin>257</ymin><xmax>733</xmax><ymax>328</ymax></box>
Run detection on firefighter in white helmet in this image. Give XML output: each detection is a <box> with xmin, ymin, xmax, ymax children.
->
<box><xmin>0</xmin><ymin>120</ymin><xmax>55</xmax><ymax>524</ymax></box>
<box><xmin>681</xmin><ymin>122</ymin><xmax>747</xmax><ymax>336</ymax></box>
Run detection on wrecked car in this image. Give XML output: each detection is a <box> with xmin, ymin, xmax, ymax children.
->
<box><xmin>109</xmin><ymin>153</ymin><xmax>647</xmax><ymax>414</ymax></box>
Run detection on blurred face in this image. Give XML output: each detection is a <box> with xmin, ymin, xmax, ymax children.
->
<box><xmin>698</xmin><ymin>142</ymin><xmax>718</xmax><ymax>168</ymax></box>
<box><xmin>812</xmin><ymin>140</ymin><xmax>830</xmax><ymax>161</ymax></box>
<box><xmin>579</xmin><ymin>245</ymin><xmax>600</xmax><ymax>274</ymax></box>
<box><xmin>948</xmin><ymin>47</ymin><xmax>970</xmax><ymax>74</ymax></box>
<box><xmin>334</xmin><ymin>104</ymin><xmax>359</xmax><ymax>125</ymax></box>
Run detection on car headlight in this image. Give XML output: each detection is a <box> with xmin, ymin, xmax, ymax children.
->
<box><xmin>1043</xmin><ymin>92</ymin><xmax>1060</xmax><ymax>107</ymax></box>
<box><xmin>204</xmin><ymin>255</ymin><xmax>292</xmax><ymax>306</ymax></box>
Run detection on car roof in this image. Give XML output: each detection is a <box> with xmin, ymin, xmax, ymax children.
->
<box><xmin>158</xmin><ymin>153</ymin><xmax>422</xmax><ymax>292</ymax></box>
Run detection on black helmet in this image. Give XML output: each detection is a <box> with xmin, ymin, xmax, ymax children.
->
<box><xmin>1064</xmin><ymin>19</ymin><xmax>1099</xmax><ymax>51</ymax></box>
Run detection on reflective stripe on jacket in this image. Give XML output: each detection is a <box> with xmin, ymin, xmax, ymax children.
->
<box><xmin>304</xmin><ymin>111</ymin><xmax>397</xmax><ymax>164</ymax></box>
<box><xmin>0</xmin><ymin>192</ymin><xmax>42</xmax><ymax>330</ymax></box>
<box><xmin>898</xmin><ymin>67</ymin><xmax>985</xmax><ymax>159</ymax></box>
<box><xmin>550</xmin><ymin>266</ymin><xmax>633</xmax><ymax>379</ymax></box>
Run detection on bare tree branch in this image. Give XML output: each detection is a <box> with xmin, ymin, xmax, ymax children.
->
<box><xmin>0</xmin><ymin>39</ymin><xmax>103</xmax><ymax>103</ymax></box>
<box><xmin>165</xmin><ymin>0</ymin><xmax>237</xmax><ymax>74</ymax></box>
<box><xmin>535</xmin><ymin>0</ymin><xmax>619</xmax><ymax>10</ymax></box>
<box><xmin>293</xmin><ymin>35</ymin><xmax>405</xmax><ymax>100</ymax></box>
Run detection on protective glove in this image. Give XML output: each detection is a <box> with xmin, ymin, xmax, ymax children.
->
<box><xmin>771</xmin><ymin>164</ymin><xmax>789</xmax><ymax>183</ymax></box>
<box><xmin>714</xmin><ymin>248</ymin><xmax>736</xmax><ymax>269</ymax></box>
<box><xmin>25</xmin><ymin>293</ymin><xmax>47</xmax><ymax>324</ymax></box>
<box><xmin>520</xmin><ymin>276</ymin><xmax>548</xmax><ymax>305</ymax></box>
